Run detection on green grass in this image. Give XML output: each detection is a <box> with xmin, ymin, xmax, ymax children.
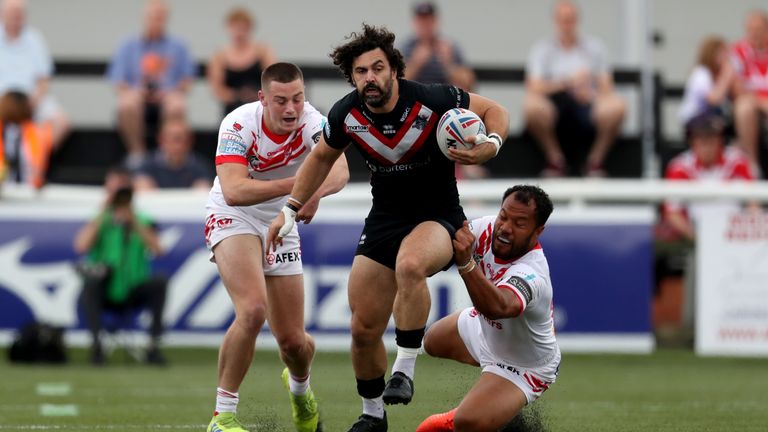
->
<box><xmin>1</xmin><ymin>348</ymin><xmax>767</xmax><ymax>431</ymax></box>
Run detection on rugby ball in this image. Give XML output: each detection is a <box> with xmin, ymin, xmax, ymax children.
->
<box><xmin>436</xmin><ymin>108</ymin><xmax>486</xmax><ymax>158</ymax></box>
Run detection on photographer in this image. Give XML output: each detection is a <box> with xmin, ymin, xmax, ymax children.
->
<box><xmin>73</xmin><ymin>167</ymin><xmax>167</xmax><ymax>365</ymax></box>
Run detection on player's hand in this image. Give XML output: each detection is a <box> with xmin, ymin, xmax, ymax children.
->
<box><xmin>296</xmin><ymin>195</ymin><xmax>321</xmax><ymax>224</ymax></box>
<box><xmin>447</xmin><ymin>134</ymin><xmax>499</xmax><ymax>165</ymax></box>
<box><xmin>267</xmin><ymin>206</ymin><xmax>297</xmax><ymax>251</ymax></box>
<box><xmin>452</xmin><ymin>220</ymin><xmax>475</xmax><ymax>265</ymax></box>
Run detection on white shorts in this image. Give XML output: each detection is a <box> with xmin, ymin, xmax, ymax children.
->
<box><xmin>457</xmin><ymin>307</ymin><xmax>560</xmax><ymax>404</ymax></box>
<box><xmin>204</xmin><ymin>204</ymin><xmax>302</xmax><ymax>276</ymax></box>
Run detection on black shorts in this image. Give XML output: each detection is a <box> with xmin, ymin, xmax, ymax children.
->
<box><xmin>355</xmin><ymin>209</ymin><xmax>466</xmax><ymax>271</ymax></box>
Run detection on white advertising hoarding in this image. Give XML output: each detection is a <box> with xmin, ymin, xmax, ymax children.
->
<box><xmin>696</xmin><ymin>208</ymin><xmax>768</xmax><ymax>356</ymax></box>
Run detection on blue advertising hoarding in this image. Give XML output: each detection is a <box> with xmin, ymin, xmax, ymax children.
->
<box><xmin>0</xmin><ymin>204</ymin><xmax>653</xmax><ymax>352</ymax></box>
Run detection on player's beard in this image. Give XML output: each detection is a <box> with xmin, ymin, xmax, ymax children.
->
<box><xmin>492</xmin><ymin>231</ymin><xmax>534</xmax><ymax>262</ymax></box>
<box><xmin>360</xmin><ymin>76</ymin><xmax>394</xmax><ymax>108</ymax></box>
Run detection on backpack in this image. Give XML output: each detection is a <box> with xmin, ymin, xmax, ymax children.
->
<box><xmin>8</xmin><ymin>322</ymin><xmax>68</xmax><ymax>364</ymax></box>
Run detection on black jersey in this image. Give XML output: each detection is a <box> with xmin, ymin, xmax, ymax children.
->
<box><xmin>324</xmin><ymin>79</ymin><xmax>470</xmax><ymax>217</ymax></box>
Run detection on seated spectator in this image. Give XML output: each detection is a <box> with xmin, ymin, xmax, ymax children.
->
<box><xmin>207</xmin><ymin>7</ymin><xmax>276</xmax><ymax>118</ymax></box>
<box><xmin>401</xmin><ymin>1</ymin><xmax>485</xmax><ymax>180</ymax></box>
<box><xmin>0</xmin><ymin>0</ymin><xmax>69</xmax><ymax>150</ymax></box>
<box><xmin>107</xmin><ymin>0</ymin><xmax>196</xmax><ymax>168</ymax></box>
<box><xmin>731</xmin><ymin>10</ymin><xmax>768</xmax><ymax>172</ymax></box>
<box><xmin>133</xmin><ymin>117</ymin><xmax>212</xmax><ymax>191</ymax></box>
<box><xmin>679</xmin><ymin>36</ymin><xmax>736</xmax><ymax>126</ymax></box>
<box><xmin>73</xmin><ymin>167</ymin><xmax>168</xmax><ymax>365</ymax></box>
<box><xmin>523</xmin><ymin>0</ymin><xmax>626</xmax><ymax>177</ymax></box>
<box><xmin>0</xmin><ymin>91</ymin><xmax>51</xmax><ymax>188</ymax></box>
<box><xmin>664</xmin><ymin>113</ymin><xmax>756</xmax><ymax>240</ymax></box>
<box><xmin>401</xmin><ymin>1</ymin><xmax>475</xmax><ymax>91</ymax></box>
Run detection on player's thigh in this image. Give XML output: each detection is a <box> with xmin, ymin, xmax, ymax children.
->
<box><xmin>424</xmin><ymin>312</ymin><xmax>477</xmax><ymax>366</ymax></box>
<box><xmin>396</xmin><ymin>221</ymin><xmax>454</xmax><ymax>277</ymax></box>
<box><xmin>455</xmin><ymin>372</ymin><xmax>528</xmax><ymax>431</ymax></box>
<box><xmin>264</xmin><ymin>274</ymin><xmax>305</xmax><ymax>339</ymax></box>
<box><xmin>348</xmin><ymin>255</ymin><xmax>397</xmax><ymax>332</ymax></box>
<box><xmin>523</xmin><ymin>92</ymin><xmax>556</xmax><ymax>122</ymax></box>
<box><xmin>213</xmin><ymin>234</ymin><xmax>268</xmax><ymax>309</ymax></box>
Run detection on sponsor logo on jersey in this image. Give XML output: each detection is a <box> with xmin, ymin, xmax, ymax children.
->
<box><xmin>508</xmin><ymin>276</ymin><xmax>534</xmax><ymax>303</ymax></box>
<box><xmin>266</xmin><ymin>251</ymin><xmax>301</xmax><ymax>265</ymax></box>
<box><xmin>382</xmin><ymin>124</ymin><xmax>396</xmax><ymax>135</ymax></box>
<box><xmin>218</xmin><ymin>133</ymin><xmax>246</xmax><ymax>154</ymax></box>
<box><xmin>346</xmin><ymin>124</ymin><xmax>369</xmax><ymax>133</ymax></box>
<box><xmin>233</xmin><ymin>122</ymin><xmax>243</xmax><ymax>131</ymax></box>
<box><xmin>399</xmin><ymin>107</ymin><xmax>411</xmax><ymax>122</ymax></box>
<box><xmin>312</xmin><ymin>130</ymin><xmax>322</xmax><ymax>144</ymax></box>
<box><xmin>469</xmin><ymin>308</ymin><xmax>503</xmax><ymax>330</ymax></box>
<box><xmin>495</xmin><ymin>362</ymin><xmax>521</xmax><ymax>375</ymax></box>
<box><xmin>413</xmin><ymin>114</ymin><xmax>429</xmax><ymax>130</ymax></box>
<box><xmin>365</xmin><ymin>159</ymin><xmax>429</xmax><ymax>174</ymax></box>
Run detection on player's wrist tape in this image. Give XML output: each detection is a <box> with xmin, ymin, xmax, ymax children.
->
<box><xmin>457</xmin><ymin>257</ymin><xmax>475</xmax><ymax>272</ymax></box>
<box><xmin>285</xmin><ymin>201</ymin><xmax>301</xmax><ymax>213</ymax></box>
<box><xmin>487</xmin><ymin>133</ymin><xmax>503</xmax><ymax>156</ymax></box>
<box><xmin>458</xmin><ymin>259</ymin><xmax>476</xmax><ymax>275</ymax></box>
<box><xmin>279</xmin><ymin>205</ymin><xmax>298</xmax><ymax>237</ymax></box>
<box><xmin>287</xmin><ymin>196</ymin><xmax>304</xmax><ymax>208</ymax></box>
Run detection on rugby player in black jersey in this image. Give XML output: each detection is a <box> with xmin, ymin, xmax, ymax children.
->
<box><xmin>267</xmin><ymin>24</ymin><xmax>509</xmax><ymax>432</ymax></box>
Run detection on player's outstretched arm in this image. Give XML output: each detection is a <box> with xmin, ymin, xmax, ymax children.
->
<box><xmin>297</xmin><ymin>152</ymin><xmax>350</xmax><ymax>224</ymax></box>
<box><xmin>453</xmin><ymin>221</ymin><xmax>522</xmax><ymax>320</ymax></box>
<box><xmin>267</xmin><ymin>138</ymin><xmax>345</xmax><ymax>250</ymax></box>
<box><xmin>217</xmin><ymin>163</ymin><xmax>295</xmax><ymax>207</ymax></box>
<box><xmin>449</xmin><ymin>93</ymin><xmax>509</xmax><ymax>165</ymax></box>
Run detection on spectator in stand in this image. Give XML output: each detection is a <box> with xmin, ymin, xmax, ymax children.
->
<box><xmin>74</xmin><ymin>166</ymin><xmax>168</xmax><ymax>365</ymax></box>
<box><xmin>207</xmin><ymin>7</ymin><xmax>277</xmax><ymax>119</ymax></box>
<box><xmin>133</xmin><ymin>117</ymin><xmax>212</xmax><ymax>191</ymax></box>
<box><xmin>664</xmin><ymin>112</ymin><xmax>756</xmax><ymax>241</ymax></box>
<box><xmin>401</xmin><ymin>1</ymin><xmax>486</xmax><ymax>180</ymax></box>
<box><xmin>731</xmin><ymin>10</ymin><xmax>768</xmax><ymax>173</ymax></box>
<box><xmin>679</xmin><ymin>36</ymin><xmax>736</xmax><ymax>126</ymax></box>
<box><xmin>0</xmin><ymin>91</ymin><xmax>51</xmax><ymax>188</ymax></box>
<box><xmin>0</xmin><ymin>0</ymin><xmax>69</xmax><ymax>150</ymax></box>
<box><xmin>107</xmin><ymin>0</ymin><xmax>196</xmax><ymax>168</ymax></box>
<box><xmin>401</xmin><ymin>2</ymin><xmax>475</xmax><ymax>91</ymax></box>
<box><xmin>523</xmin><ymin>0</ymin><xmax>625</xmax><ymax>177</ymax></box>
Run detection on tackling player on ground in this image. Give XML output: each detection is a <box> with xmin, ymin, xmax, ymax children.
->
<box><xmin>205</xmin><ymin>62</ymin><xmax>349</xmax><ymax>432</ymax></box>
<box><xmin>416</xmin><ymin>185</ymin><xmax>560</xmax><ymax>432</ymax></box>
<box><xmin>267</xmin><ymin>25</ymin><xmax>509</xmax><ymax>432</ymax></box>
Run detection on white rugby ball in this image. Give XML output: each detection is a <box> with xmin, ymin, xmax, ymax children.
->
<box><xmin>436</xmin><ymin>108</ymin><xmax>486</xmax><ymax>158</ymax></box>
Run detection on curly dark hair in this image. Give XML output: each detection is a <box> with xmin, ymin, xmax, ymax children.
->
<box><xmin>329</xmin><ymin>23</ymin><xmax>406</xmax><ymax>86</ymax></box>
<box><xmin>503</xmin><ymin>185</ymin><xmax>554</xmax><ymax>227</ymax></box>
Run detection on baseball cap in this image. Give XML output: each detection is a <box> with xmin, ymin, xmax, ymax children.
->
<box><xmin>685</xmin><ymin>112</ymin><xmax>725</xmax><ymax>137</ymax></box>
<box><xmin>413</xmin><ymin>1</ymin><xmax>437</xmax><ymax>16</ymax></box>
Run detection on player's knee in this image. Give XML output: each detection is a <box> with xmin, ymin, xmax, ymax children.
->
<box><xmin>236</xmin><ymin>302</ymin><xmax>267</xmax><ymax>333</ymax></box>
<box><xmin>276</xmin><ymin>331</ymin><xmax>307</xmax><ymax>358</ymax></box>
<box><xmin>394</xmin><ymin>255</ymin><xmax>428</xmax><ymax>284</ymax></box>
<box><xmin>350</xmin><ymin>318</ymin><xmax>383</xmax><ymax>347</ymax></box>
<box><xmin>421</xmin><ymin>329</ymin><xmax>438</xmax><ymax>356</ymax></box>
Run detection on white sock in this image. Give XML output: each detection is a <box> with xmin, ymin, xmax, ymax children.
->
<box><xmin>289</xmin><ymin>373</ymin><xmax>310</xmax><ymax>396</ymax></box>
<box><xmin>215</xmin><ymin>387</ymin><xmax>239</xmax><ymax>414</ymax></box>
<box><xmin>362</xmin><ymin>396</ymin><xmax>385</xmax><ymax>419</ymax></box>
<box><xmin>391</xmin><ymin>346</ymin><xmax>419</xmax><ymax>379</ymax></box>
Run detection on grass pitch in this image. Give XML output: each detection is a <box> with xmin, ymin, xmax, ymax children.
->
<box><xmin>1</xmin><ymin>348</ymin><xmax>767</xmax><ymax>431</ymax></box>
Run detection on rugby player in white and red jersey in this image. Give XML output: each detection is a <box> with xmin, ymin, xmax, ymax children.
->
<box><xmin>416</xmin><ymin>185</ymin><xmax>560</xmax><ymax>432</ymax></box>
<box><xmin>204</xmin><ymin>62</ymin><xmax>349</xmax><ymax>432</ymax></box>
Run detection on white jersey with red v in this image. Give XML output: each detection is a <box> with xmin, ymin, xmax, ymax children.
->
<box><xmin>208</xmin><ymin>101</ymin><xmax>326</xmax><ymax>220</ymax></box>
<box><xmin>467</xmin><ymin>215</ymin><xmax>559</xmax><ymax>368</ymax></box>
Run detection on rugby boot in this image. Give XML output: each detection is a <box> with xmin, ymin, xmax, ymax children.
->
<box><xmin>207</xmin><ymin>412</ymin><xmax>248</xmax><ymax>432</ymax></box>
<box><xmin>282</xmin><ymin>367</ymin><xmax>322</xmax><ymax>432</ymax></box>
<box><xmin>382</xmin><ymin>372</ymin><xmax>414</xmax><ymax>405</ymax></box>
<box><xmin>346</xmin><ymin>412</ymin><xmax>388</xmax><ymax>432</ymax></box>
<box><xmin>415</xmin><ymin>408</ymin><xmax>457</xmax><ymax>432</ymax></box>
